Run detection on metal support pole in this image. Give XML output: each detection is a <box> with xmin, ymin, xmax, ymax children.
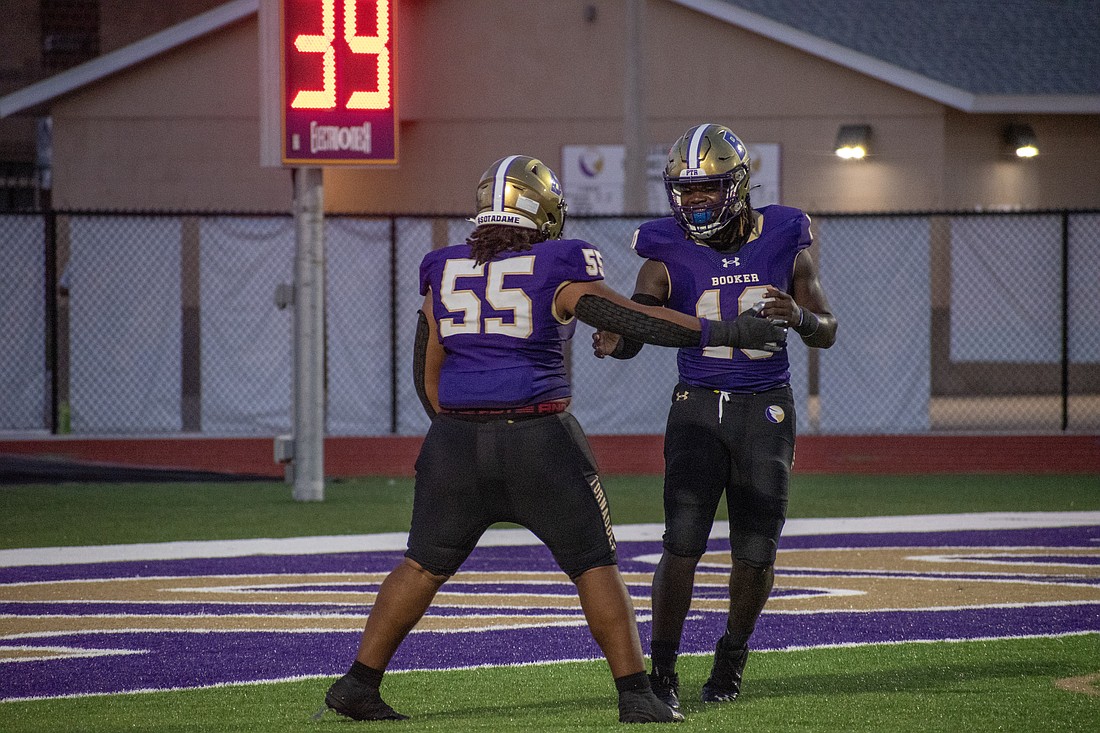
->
<box><xmin>44</xmin><ymin>210</ymin><xmax>59</xmax><ymax>434</ymax></box>
<box><xmin>292</xmin><ymin>167</ymin><xmax>325</xmax><ymax>501</ymax></box>
<box><xmin>1060</xmin><ymin>210</ymin><xmax>1069</xmax><ymax>432</ymax></box>
<box><xmin>389</xmin><ymin>216</ymin><xmax>399</xmax><ymax>434</ymax></box>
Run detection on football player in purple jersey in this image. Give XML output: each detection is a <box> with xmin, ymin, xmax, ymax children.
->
<box><xmin>322</xmin><ymin>155</ymin><xmax>786</xmax><ymax>724</ymax></box>
<box><xmin>594</xmin><ymin>124</ymin><xmax>838</xmax><ymax>710</ymax></box>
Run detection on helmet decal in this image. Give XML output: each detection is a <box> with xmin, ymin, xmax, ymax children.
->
<box><xmin>722</xmin><ymin>129</ymin><xmax>746</xmax><ymax>157</ymax></box>
<box><xmin>515</xmin><ymin>195</ymin><xmax>540</xmax><ymax>214</ymax></box>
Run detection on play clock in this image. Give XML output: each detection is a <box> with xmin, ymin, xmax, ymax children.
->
<box><xmin>260</xmin><ymin>0</ymin><xmax>397</xmax><ymax>167</ymax></box>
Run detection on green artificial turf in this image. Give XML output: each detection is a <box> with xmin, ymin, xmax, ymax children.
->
<box><xmin>1</xmin><ymin>636</ymin><xmax>1096</xmax><ymax>732</ymax></box>
<box><xmin>1</xmin><ymin>474</ymin><xmax>1097</xmax><ymax>731</ymax></box>
<box><xmin>2</xmin><ymin>473</ymin><xmax>1098</xmax><ymax>549</ymax></box>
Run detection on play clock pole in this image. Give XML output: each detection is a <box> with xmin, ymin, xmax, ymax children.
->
<box><xmin>290</xmin><ymin>166</ymin><xmax>325</xmax><ymax>502</ymax></box>
<box><xmin>259</xmin><ymin>0</ymin><xmax>398</xmax><ymax>501</ymax></box>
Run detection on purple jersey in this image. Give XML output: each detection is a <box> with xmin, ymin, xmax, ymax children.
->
<box><xmin>633</xmin><ymin>205</ymin><xmax>812</xmax><ymax>392</ymax></box>
<box><xmin>419</xmin><ymin>238</ymin><xmax>605</xmax><ymax>409</ymax></box>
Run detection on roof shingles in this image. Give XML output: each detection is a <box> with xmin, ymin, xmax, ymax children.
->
<box><xmin>715</xmin><ymin>0</ymin><xmax>1100</xmax><ymax>94</ymax></box>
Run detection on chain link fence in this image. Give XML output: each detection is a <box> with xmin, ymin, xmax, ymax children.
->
<box><xmin>2</xmin><ymin>209</ymin><xmax>1098</xmax><ymax>436</ymax></box>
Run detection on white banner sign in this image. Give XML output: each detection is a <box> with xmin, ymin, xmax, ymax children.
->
<box><xmin>561</xmin><ymin>145</ymin><xmax>625</xmax><ymax>215</ymax></box>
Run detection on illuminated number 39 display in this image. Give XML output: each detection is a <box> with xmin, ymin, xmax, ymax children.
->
<box><xmin>291</xmin><ymin>0</ymin><xmax>391</xmax><ymax>110</ymax></box>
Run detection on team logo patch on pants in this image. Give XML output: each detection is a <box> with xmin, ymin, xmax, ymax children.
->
<box><xmin>766</xmin><ymin>405</ymin><xmax>786</xmax><ymax>423</ymax></box>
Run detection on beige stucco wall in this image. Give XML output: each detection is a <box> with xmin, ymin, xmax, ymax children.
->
<box><xmin>43</xmin><ymin>0</ymin><xmax>1100</xmax><ymax>214</ymax></box>
<box><xmin>49</xmin><ymin>19</ymin><xmax>292</xmax><ymax>211</ymax></box>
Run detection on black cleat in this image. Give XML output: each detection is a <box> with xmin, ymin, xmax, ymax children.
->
<box><xmin>324</xmin><ymin>673</ymin><xmax>409</xmax><ymax>721</ymax></box>
<box><xmin>648</xmin><ymin>671</ymin><xmax>681</xmax><ymax>712</ymax></box>
<box><xmin>700</xmin><ymin>637</ymin><xmax>749</xmax><ymax>703</ymax></box>
<box><xmin>618</xmin><ymin>688</ymin><xmax>685</xmax><ymax>723</ymax></box>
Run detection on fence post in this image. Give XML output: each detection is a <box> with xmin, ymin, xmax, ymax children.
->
<box><xmin>389</xmin><ymin>216</ymin><xmax>399</xmax><ymax>434</ymax></box>
<box><xmin>1060</xmin><ymin>210</ymin><xmax>1069</xmax><ymax>431</ymax></box>
<box><xmin>43</xmin><ymin>209</ymin><xmax>58</xmax><ymax>433</ymax></box>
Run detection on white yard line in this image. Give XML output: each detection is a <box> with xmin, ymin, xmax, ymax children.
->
<box><xmin>1</xmin><ymin>512</ymin><xmax>1097</xmax><ymax>568</ymax></box>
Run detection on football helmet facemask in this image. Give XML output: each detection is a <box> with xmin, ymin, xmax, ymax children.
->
<box><xmin>664</xmin><ymin>124</ymin><xmax>751</xmax><ymax>241</ymax></box>
<box><xmin>474</xmin><ymin>155</ymin><xmax>567</xmax><ymax>239</ymax></box>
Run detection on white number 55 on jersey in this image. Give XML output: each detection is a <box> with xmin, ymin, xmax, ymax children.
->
<box><xmin>582</xmin><ymin>248</ymin><xmax>605</xmax><ymax>277</ymax></box>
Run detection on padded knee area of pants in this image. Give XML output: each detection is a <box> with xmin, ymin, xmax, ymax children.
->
<box><xmin>662</xmin><ymin>538</ymin><xmax>709</xmax><ymax>559</ymax></box>
<box><xmin>731</xmin><ymin>534</ymin><xmax>778</xmax><ymax>568</ymax></box>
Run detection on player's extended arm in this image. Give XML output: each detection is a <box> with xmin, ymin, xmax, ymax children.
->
<box><xmin>593</xmin><ymin>258</ymin><xmax>669</xmax><ymax>359</ymax></box>
<box><xmin>559</xmin><ymin>279</ymin><xmax>786</xmax><ymax>351</ymax></box>
<box><xmin>602</xmin><ymin>293</ymin><xmax>663</xmax><ymax>359</ymax></box>
<box><xmin>412</xmin><ymin>292</ymin><xmax>443</xmax><ymax>418</ymax></box>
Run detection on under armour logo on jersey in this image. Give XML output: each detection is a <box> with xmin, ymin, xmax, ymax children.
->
<box><xmin>721</xmin><ymin>257</ymin><xmax>740</xmax><ymax>268</ymax></box>
<box><xmin>675</xmin><ymin>391</ymin><xmax>690</xmax><ymax>401</ymax></box>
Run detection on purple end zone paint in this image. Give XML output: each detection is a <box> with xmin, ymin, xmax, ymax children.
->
<box><xmin>2</xmin><ymin>526</ymin><xmax>1098</xmax><ymax>702</ymax></box>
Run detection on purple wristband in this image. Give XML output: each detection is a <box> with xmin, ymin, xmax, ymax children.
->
<box><xmin>698</xmin><ymin>318</ymin><xmax>711</xmax><ymax>348</ymax></box>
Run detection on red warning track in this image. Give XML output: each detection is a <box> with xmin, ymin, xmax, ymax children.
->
<box><xmin>1</xmin><ymin>434</ymin><xmax>1098</xmax><ymax>477</ymax></box>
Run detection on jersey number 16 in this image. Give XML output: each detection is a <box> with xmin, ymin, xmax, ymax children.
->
<box><xmin>696</xmin><ymin>284</ymin><xmax>775</xmax><ymax>360</ymax></box>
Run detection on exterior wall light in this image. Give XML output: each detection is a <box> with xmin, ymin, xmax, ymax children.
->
<box><xmin>1005</xmin><ymin>123</ymin><xmax>1039</xmax><ymax>158</ymax></box>
<box><xmin>835</xmin><ymin>124</ymin><xmax>871</xmax><ymax>159</ymax></box>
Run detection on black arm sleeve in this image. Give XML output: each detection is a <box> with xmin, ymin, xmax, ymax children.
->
<box><xmin>575</xmin><ymin>294</ymin><xmax>701</xmax><ymax>348</ymax></box>
<box><xmin>608</xmin><ymin>293</ymin><xmax>664</xmax><ymax>360</ymax></box>
<box><xmin>412</xmin><ymin>310</ymin><xmax>436</xmax><ymax>419</ymax></box>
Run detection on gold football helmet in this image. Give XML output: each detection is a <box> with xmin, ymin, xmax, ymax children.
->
<box><xmin>474</xmin><ymin>155</ymin><xmax>567</xmax><ymax>239</ymax></box>
<box><xmin>664</xmin><ymin>124</ymin><xmax>751</xmax><ymax>240</ymax></box>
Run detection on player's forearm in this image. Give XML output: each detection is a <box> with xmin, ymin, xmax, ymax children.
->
<box><xmin>607</xmin><ymin>293</ymin><xmax>664</xmax><ymax>359</ymax></box>
<box><xmin>793</xmin><ymin>307</ymin><xmax>837</xmax><ymax>348</ymax></box>
<box><xmin>412</xmin><ymin>310</ymin><xmax>438</xmax><ymax>418</ymax></box>
<box><xmin>576</xmin><ymin>294</ymin><xmax>787</xmax><ymax>352</ymax></box>
<box><xmin>575</xmin><ymin>294</ymin><xmax>701</xmax><ymax>348</ymax></box>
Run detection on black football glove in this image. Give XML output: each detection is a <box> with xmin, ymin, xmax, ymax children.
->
<box><xmin>707</xmin><ymin>303</ymin><xmax>787</xmax><ymax>352</ymax></box>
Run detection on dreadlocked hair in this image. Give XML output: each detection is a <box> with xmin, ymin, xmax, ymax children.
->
<box><xmin>467</xmin><ymin>224</ymin><xmax>547</xmax><ymax>265</ymax></box>
<box><xmin>704</xmin><ymin>193</ymin><xmax>755</xmax><ymax>252</ymax></box>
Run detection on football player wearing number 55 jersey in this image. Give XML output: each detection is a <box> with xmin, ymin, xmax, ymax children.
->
<box><xmin>594</xmin><ymin>124</ymin><xmax>838</xmax><ymax>711</ymax></box>
<box><xmin>321</xmin><ymin>155</ymin><xmax>787</xmax><ymax>724</ymax></box>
